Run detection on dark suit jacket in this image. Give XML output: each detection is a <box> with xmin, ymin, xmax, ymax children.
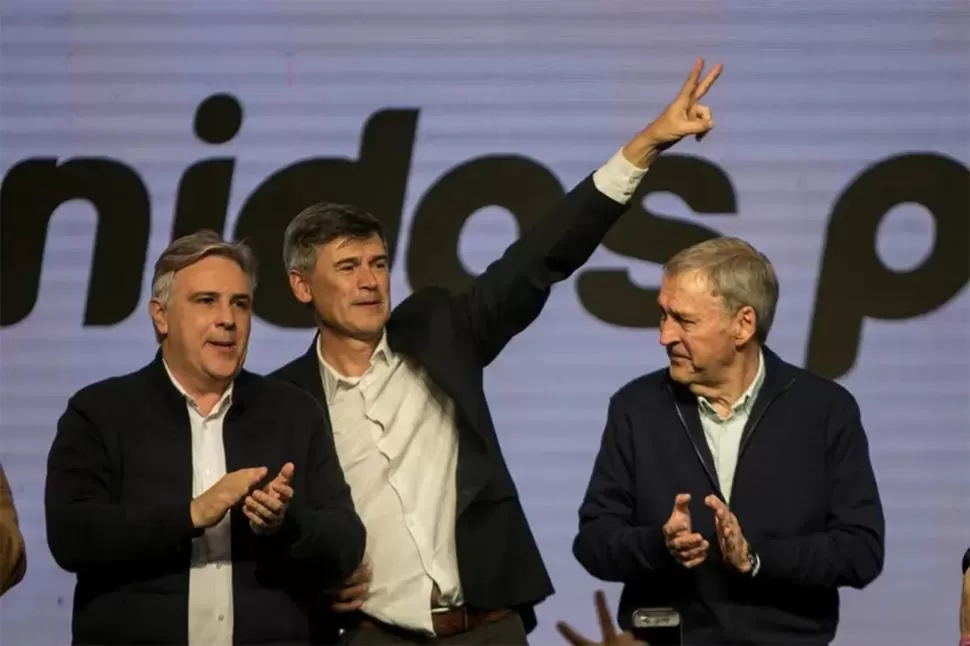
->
<box><xmin>573</xmin><ymin>347</ymin><xmax>885</xmax><ymax>646</ymax></box>
<box><xmin>271</xmin><ymin>173</ymin><xmax>630</xmax><ymax>631</ymax></box>
<box><xmin>45</xmin><ymin>353</ymin><xmax>366</xmax><ymax>645</ymax></box>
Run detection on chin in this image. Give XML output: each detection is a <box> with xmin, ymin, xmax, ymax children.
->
<box><xmin>667</xmin><ymin>363</ymin><xmax>693</xmax><ymax>385</ymax></box>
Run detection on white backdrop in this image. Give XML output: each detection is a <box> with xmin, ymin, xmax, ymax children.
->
<box><xmin>1</xmin><ymin>1</ymin><xmax>968</xmax><ymax>645</ymax></box>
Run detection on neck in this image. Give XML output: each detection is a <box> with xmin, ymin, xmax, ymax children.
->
<box><xmin>690</xmin><ymin>344</ymin><xmax>761</xmax><ymax>411</ymax></box>
<box><xmin>160</xmin><ymin>346</ymin><xmax>231</xmax><ymax>414</ymax></box>
<box><xmin>318</xmin><ymin>326</ymin><xmax>382</xmax><ymax>378</ymax></box>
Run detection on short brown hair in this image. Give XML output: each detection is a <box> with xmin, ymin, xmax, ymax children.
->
<box><xmin>150</xmin><ymin>230</ymin><xmax>258</xmax><ymax>305</ymax></box>
<box><xmin>283</xmin><ymin>203</ymin><xmax>385</xmax><ymax>275</ymax></box>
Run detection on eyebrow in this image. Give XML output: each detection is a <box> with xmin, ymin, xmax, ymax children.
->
<box><xmin>333</xmin><ymin>254</ymin><xmax>389</xmax><ymax>267</ymax></box>
<box><xmin>189</xmin><ymin>291</ymin><xmax>251</xmax><ymax>301</ymax></box>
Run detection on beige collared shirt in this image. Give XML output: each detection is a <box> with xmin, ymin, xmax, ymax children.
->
<box><xmin>696</xmin><ymin>351</ymin><xmax>765</xmax><ymax>504</ymax></box>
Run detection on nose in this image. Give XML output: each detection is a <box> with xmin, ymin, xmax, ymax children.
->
<box><xmin>358</xmin><ymin>266</ymin><xmax>379</xmax><ymax>290</ymax></box>
<box><xmin>216</xmin><ymin>302</ymin><xmax>237</xmax><ymax>330</ymax></box>
<box><xmin>658</xmin><ymin>316</ymin><xmax>678</xmax><ymax>347</ymax></box>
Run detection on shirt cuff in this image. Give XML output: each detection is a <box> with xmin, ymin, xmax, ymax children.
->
<box><xmin>592</xmin><ymin>148</ymin><xmax>649</xmax><ymax>205</ymax></box>
<box><xmin>751</xmin><ymin>552</ymin><xmax>762</xmax><ymax>577</ymax></box>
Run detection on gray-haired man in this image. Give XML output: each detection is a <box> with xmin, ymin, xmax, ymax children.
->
<box><xmin>45</xmin><ymin>231</ymin><xmax>365</xmax><ymax>645</ymax></box>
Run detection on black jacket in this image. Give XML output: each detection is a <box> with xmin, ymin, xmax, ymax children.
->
<box><xmin>271</xmin><ymin>173</ymin><xmax>630</xmax><ymax>632</ymax></box>
<box><xmin>574</xmin><ymin>348</ymin><xmax>885</xmax><ymax>646</ymax></box>
<box><xmin>45</xmin><ymin>353</ymin><xmax>366</xmax><ymax>645</ymax></box>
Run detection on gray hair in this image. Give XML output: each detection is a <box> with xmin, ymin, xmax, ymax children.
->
<box><xmin>664</xmin><ymin>237</ymin><xmax>779</xmax><ymax>344</ymax></box>
<box><xmin>283</xmin><ymin>203</ymin><xmax>385</xmax><ymax>275</ymax></box>
<box><xmin>150</xmin><ymin>230</ymin><xmax>259</xmax><ymax>306</ymax></box>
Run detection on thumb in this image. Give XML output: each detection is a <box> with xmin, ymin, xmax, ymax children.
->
<box><xmin>247</xmin><ymin>466</ymin><xmax>268</xmax><ymax>486</ymax></box>
<box><xmin>674</xmin><ymin>493</ymin><xmax>691</xmax><ymax>513</ymax></box>
<box><xmin>276</xmin><ymin>462</ymin><xmax>295</xmax><ymax>484</ymax></box>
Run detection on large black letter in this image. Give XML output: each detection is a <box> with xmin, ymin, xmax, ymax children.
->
<box><xmin>233</xmin><ymin>109</ymin><xmax>419</xmax><ymax>328</ymax></box>
<box><xmin>407</xmin><ymin>155</ymin><xmax>564</xmax><ymax>294</ymax></box>
<box><xmin>807</xmin><ymin>153</ymin><xmax>970</xmax><ymax>379</ymax></box>
<box><xmin>0</xmin><ymin>158</ymin><xmax>151</xmax><ymax>327</ymax></box>
<box><xmin>171</xmin><ymin>93</ymin><xmax>243</xmax><ymax>239</ymax></box>
<box><xmin>576</xmin><ymin>155</ymin><xmax>737</xmax><ymax>327</ymax></box>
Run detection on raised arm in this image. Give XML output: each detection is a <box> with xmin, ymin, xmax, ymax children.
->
<box><xmin>455</xmin><ymin>59</ymin><xmax>723</xmax><ymax>365</ymax></box>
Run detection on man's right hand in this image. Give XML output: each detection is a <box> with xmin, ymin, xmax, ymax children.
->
<box><xmin>662</xmin><ymin>493</ymin><xmax>709</xmax><ymax>568</ymax></box>
<box><xmin>331</xmin><ymin>561</ymin><xmax>371</xmax><ymax>612</ymax></box>
<box><xmin>190</xmin><ymin>467</ymin><xmax>268</xmax><ymax>529</ymax></box>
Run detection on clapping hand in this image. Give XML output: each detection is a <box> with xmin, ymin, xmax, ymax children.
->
<box><xmin>556</xmin><ymin>591</ymin><xmax>646</xmax><ymax>646</ymax></box>
<box><xmin>662</xmin><ymin>494</ymin><xmax>709</xmax><ymax>568</ymax></box>
<box><xmin>243</xmin><ymin>462</ymin><xmax>294</xmax><ymax>535</ymax></box>
<box><xmin>704</xmin><ymin>495</ymin><xmax>752</xmax><ymax>573</ymax></box>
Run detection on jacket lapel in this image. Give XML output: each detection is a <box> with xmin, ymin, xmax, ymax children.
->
<box><xmin>667</xmin><ymin>381</ymin><xmax>722</xmax><ymax>495</ymax></box>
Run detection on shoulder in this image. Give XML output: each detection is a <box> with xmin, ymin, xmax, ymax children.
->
<box><xmin>608</xmin><ymin>367</ymin><xmax>671</xmax><ymax>412</ymax></box>
<box><xmin>268</xmin><ymin>353</ymin><xmax>308</xmax><ymax>383</ymax></box>
<box><xmin>390</xmin><ymin>286</ymin><xmax>453</xmax><ymax>322</ymax></box>
<box><xmin>239</xmin><ymin>371</ymin><xmax>328</xmax><ymax>425</ymax></box>
<box><xmin>782</xmin><ymin>361</ymin><xmax>859</xmax><ymax>414</ymax></box>
<box><xmin>67</xmin><ymin>363</ymin><xmax>153</xmax><ymax>411</ymax></box>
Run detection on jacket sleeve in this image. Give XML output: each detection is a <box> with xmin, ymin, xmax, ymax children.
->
<box><xmin>454</xmin><ymin>173</ymin><xmax>632</xmax><ymax>367</ymax></box>
<box><xmin>0</xmin><ymin>462</ymin><xmax>27</xmax><ymax>595</ymax></box>
<box><xmin>269</xmin><ymin>398</ymin><xmax>366</xmax><ymax>586</ymax></box>
<box><xmin>573</xmin><ymin>397</ymin><xmax>673</xmax><ymax>582</ymax></box>
<box><xmin>45</xmin><ymin>396</ymin><xmax>198</xmax><ymax>574</ymax></box>
<box><xmin>751</xmin><ymin>394</ymin><xmax>885</xmax><ymax>589</ymax></box>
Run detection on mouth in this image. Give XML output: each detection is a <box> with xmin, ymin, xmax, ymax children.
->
<box><xmin>353</xmin><ymin>300</ymin><xmax>383</xmax><ymax>307</ymax></box>
<box><xmin>207</xmin><ymin>340</ymin><xmax>237</xmax><ymax>352</ymax></box>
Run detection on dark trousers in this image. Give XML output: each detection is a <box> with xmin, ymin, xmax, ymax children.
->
<box><xmin>339</xmin><ymin>612</ymin><xmax>528</xmax><ymax>646</ymax></box>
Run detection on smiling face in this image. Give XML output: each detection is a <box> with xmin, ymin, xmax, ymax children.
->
<box><xmin>657</xmin><ymin>268</ymin><xmax>754</xmax><ymax>389</ymax></box>
<box><xmin>289</xmin><ymin>234</ymin><xmax>391</xmax><ymax>342</ymax></box>
<box><xmin>149</xmin><ymin>254</ymin><xmax>252</xmax><ymax>394</ymax></box>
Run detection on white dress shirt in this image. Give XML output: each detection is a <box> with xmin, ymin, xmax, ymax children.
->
<box><xmin>163</xmin><ymin>362</ymin><xmax>235</xmax><ymax>646</ymax></box>
<box><xmin>320</xmin><ymin>149</ymin><xmax>647</xmax><ymax>635</ymax></box>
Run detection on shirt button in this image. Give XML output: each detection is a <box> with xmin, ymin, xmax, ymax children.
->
<box><xmin>218</xmin><ymin>614</ymin><xmax>225</xmax><ymax>622</ymax></box>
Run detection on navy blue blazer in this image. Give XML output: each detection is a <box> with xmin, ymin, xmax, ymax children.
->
<box><xmin>45</xmin><ymin>354</ymin><xmax>366</xmax><ymax>645</ymax></box>
<box><xmin>573</xmin><ymin>347</ymin><xmax>885</xmax><ymax>646</ymax></box>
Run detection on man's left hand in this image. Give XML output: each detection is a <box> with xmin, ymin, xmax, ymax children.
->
<box><xmin>244</xmin><ymin>462</ymin><xmax>294</xmax><ymax>535</ymax></box>
<box><xmin>704</xmin><ymin>495</ymin><xmax>753</xmax><ymax>573</ymax></box>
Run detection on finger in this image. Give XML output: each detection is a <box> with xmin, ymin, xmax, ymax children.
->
<box><xmin>243</xmin><ymin>507</ymin><xmax>266</xmax><ymax>528</ymax></box>
<box><xmin>331</xmin><ymin>599</ymin><xmax>364</xmax><ymax>613</ymax></box>
<box><xmin>673</xmin><ymin>493</ymin><xmax>691</xmax><ymax>513</ymax></box>
<box><xmin>270</xmin><ymin>482</ymin><xmax>294</xmax><ymax>502</ymax></box>
<box><xmin>691</xmin><ymin>105</ymin><xmax>713</xmax><ymax>126</ymax></box>
<box><xmin>346</xmin><ymin>563</ymin><xmax>372</xmax><ymax>585</ymax></box>
<box><xmin>252</xmin><ymin>490</ymin><xmax>285</xmax><ymax>514</ymax></box>
<box><xmin>594</xmin><ymin>590</ymin><xmax>617</xmax><ymax>642</ymax></box>
<box><xmin>555</xmin><ymin>622</ymin><xmax>591</xmax><ymax>646</ymax></box>
<box><xmin>672</xmin><ymin>533</ymin><xmax>705</xmax><ymax>551</ymax></box>
<box><xmin>335</xmin><ymin>582</ymin><xmax>368</xmax><ymax>602</ymax></box>
<box><xmin>663</xmin><ymin>520</ymin><xmax>688</xmax><ymax>540</ymax></box>
<box><xmin>692</xmin><ymin>63</ymin><xmax>723</xmax><ymax>101</ymax></box>
<box><xmin>244</xmin><ymin>495</ymin><xmax>277</xmax><ymax>521</ymax></box>
<box><xmin>276</xmin><ymin>462</ymin><xmax>295</xmax><ymax>484</ymax></box>
<box><xmin>245</xmin><ymin>466</ymin><xmax>268</xmax><ymax>488</ymax></box>
<box><xmin>681</xmin><ymin>540</ymin><xmax>710</xmax><ymax>562</ymax></box>
<box><xmin>683</xmin><ymin>553</ymin><xmax>708</xmax><ymax>568</ymax></box>
<box><xmin>704</xmin><ymin>494</ymin><xmax>724</xmax><ymax>511</ymax></box>
<box><xmin>677</xmin><ymin>58</ymin><xmax>705</xmax><ymax>101</ymax></box>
